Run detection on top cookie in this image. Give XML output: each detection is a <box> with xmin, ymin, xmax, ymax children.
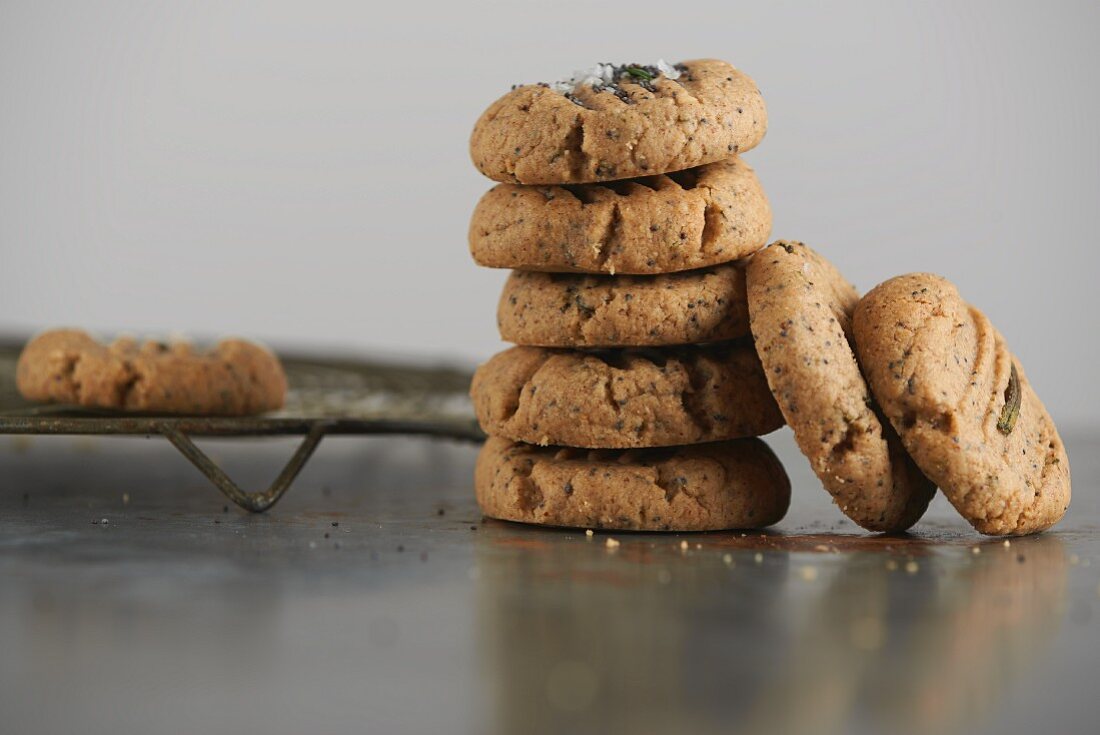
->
<box><xmin>470</xmin><ymin>59</ymin><xmax>767</xmax><ymax>184</ymax></box>
<box><xmin>16</xmin><ymin>328</ymin><xmax>288</xmax><ymax>416</ymax></box>
<box><xmin>853</xmin><ymin>274</ymin><xmax>1070</xmax><ymax>536</ymax></box>
<box><xmin>746</xmin><ymin>242</ymin><xmax>935</xmax><ymax>532</ymax></box>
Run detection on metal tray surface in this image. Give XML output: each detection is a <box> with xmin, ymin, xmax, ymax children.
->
<box><xmin>0</xmin><ymin>337</ymin><xmax>482</xmax><ymax>510</ymax></box>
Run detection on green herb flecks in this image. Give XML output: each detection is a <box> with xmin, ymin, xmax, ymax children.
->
<box><xmin>997</xmin><ymin>362</ymin><xmax>1021</xmax><ymax>435</ymax></box>
<box><xmin>624</xmin><ymin>66</ymin><xmax>656</xmax><ymax>81</ymax></box>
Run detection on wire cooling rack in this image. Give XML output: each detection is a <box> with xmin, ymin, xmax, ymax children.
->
<box><xmin>0</xmin><ymin>338</ymin><xmax>482</xmax><ymax>512</ymax></box>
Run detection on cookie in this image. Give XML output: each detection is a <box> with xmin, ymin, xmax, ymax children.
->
<box><xmin>470</xmin><ymin>342</ymin><xmax>783</xmax><ymax>449</ymax></box>
<box><xmin>470</xmin><ymin>59</ymin><xmax>767</xmax><ymax>184</ymax></box>
<box><xmin>469</xmin><ymin>157</ymin><xmax>771</xmax><ymax>274</ymax></box>
<box><xmin>476</xmin><ymin>436</ymin><xmax>790</xmax><ymax>531</ymax></box>
<box><xmin>746</xmin><ymin>242</ymin><xmax>935</xmax><ymax>532</ymax></box>
<box><xmin>16</xmin><ymin>328</ymin><xmax>287</xmax><ymax>416</ymax></box>
<box><xmin>852</xmin><ymin>274</ymin><xmax>1070</xmax><ymax>535</ymax></box>
<box><xmin>498</xmin><ymin>263</ymin><xmax>749</xmax><ymax>348</ymax></box>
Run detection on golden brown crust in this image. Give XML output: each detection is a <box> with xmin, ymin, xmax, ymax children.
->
<box><xmin>470</xmin><ymin>343</ymin><xmax>783</xmax><ymax>449</ymax></box>
<box><xmin>853</xmin><ymin>274</ymin><xmax>1070</xmax><ymax>535</ymax></box>
<box><xmin>469</xmin><ymin>157</ymin><xmax>771</xmax><ymax>274</ymax></box>
<box><xmin>16</xmin><ymin>328</ymin><xmax>287</xmax><ymax>416</ymax></box>
<box><xmin>476</xmin><ymin>436</ymin><xmax>790</xmax><ymax>531</ymax></box>
<box><xmin>497</xmin><ymin>264</ymin><xmax>749</xmax><ymax>348</ymax></box>
<box><xmin>746</xmin><ymin>242</ymin><xmax>934</xmax><ymax>532</ymax></box>
<box><xmin>470</xmin><ymin>59</ymin><xmax>767</xmax><ymax>184</ymax></box>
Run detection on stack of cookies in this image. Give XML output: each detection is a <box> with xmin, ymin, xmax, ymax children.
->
<box><xmin>467</xmin><ymin>60</ymin><xmax>792</xmax><ymax>532</ymax></box>
<box><xmin>466</xmin><ymin>58</ymin><xmax>1071</xmax><ymax>537</ymax></box>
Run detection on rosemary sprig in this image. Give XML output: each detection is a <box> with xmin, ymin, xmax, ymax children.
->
<box><xmin>996</xmin><ymin>362</ymin><xmax>1021</xmax><ymax>435</ymax></box>
<box><xmin>624</xmin><ymin>66</ymin><xmax>656</xmax><ymax>81</ymax></box>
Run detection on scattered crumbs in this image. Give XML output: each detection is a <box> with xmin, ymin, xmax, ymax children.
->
<box><xmin>885</xmin><ymin>559</ymin><xmax>898</xmax><ymax>571</ymax></box>
<box><xmin>469</xmin><ymin>525</ymin><xmax>478</xmax><ymax>531</ymax></box>
<box><xmin>585</xmin><ymin>529</ymin><xmax>594</xmax><ymax>538</ymax></box>
<box><xmin>799</xmin><ymin>566</ymin><xmax>819</xmax><ymax>582</ymax></box>
<box><xmin>723</xmin><ymin>554</ymin><xmax>734</xmax><ymax>566</ymax></box>
<box><xmin>100</xmin><ymin>517</ymin><xmax>109</xmax><ymax>525</ymax></box>
<box><xmin>695</xmin><ymin>543</ymin><xmax>702</xmax><ymax>550</ymax></box>
<box><xmin>1017</xmin><ymin>554</ymin><xmax>1026</xmax><ymax>563</ymax></box>
<box><xmin>324</xmin><ymin>532</ymin><xmax>330</xmax><ymax>539</ymax></box>
<box><xmin>605</xmin><ymin>538</ymin><xmax>621</xmax><ymax>550</ymax></box>
<box><xmin>814</xmin><ymin>544</ymin><xmax>830</xmax><ymax>552</ymax></box>
<box><xmin>740</xmin><ymin>533</ymin><xmax>747</xmax><ymax>538</ymax></box>
<box><xmin>1003</xmin><ymin>539</ymin><xmax>1011</xmax><ymax>548</ymax></box>
<box><xmin>309</xmin><ymin>541</ymin><xmax>317</xmax><ymax>549</ymax></box>
<box><xmin>437</xmin><ymin>508</ymin><xmax>445</xmax><ymax>516</ymax></box>
<box><xmin>657</xmin><ymin>568</ymin><xmax>672</xmax><ymax>584</ymax></box>
<box><xmin>122</xmin><ymin>493</ymin><xmax>130</xmax><ymax>505</ymax></box>
<box><xmin>754</xmin><ymin>552</ymin><xmax>763</xmax><ymax>564</ymax></box>
<box><xmin>971</xmin><ymin>546</ymin><xmax>981</xmax><ymax>555</ymax></box>
<box><xmin>332</xmin><ymin>521</ymin><xmax>339</xmax><ymax>527</ymax></box>
<box><xmin>680</xmin><ymin>540</ymin><xmax>689</xmax><ymax>552</ymax></box>
<box><xmin>905</xmin><ymin>560</ymin><xmax>919</xmax><ymax>574</ymax></box>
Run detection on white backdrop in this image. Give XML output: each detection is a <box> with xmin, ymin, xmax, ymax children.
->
<box><xmin>1</xmin><ymin>1</ymin><xmax>1097</xmax><ymax>424</ymax></box>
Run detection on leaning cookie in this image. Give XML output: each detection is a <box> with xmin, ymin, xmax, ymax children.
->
<box><xmin>476</xmin><ymin>436</ymin><xmax>790</xmax><ymax>531</ymax></box>
<box><xmin>16</xmin><ymin>328</ymin><xmax>287</xmax><ymax>416</ymax></box>
<box><xmin>746</xmin><ymin>242</ymin><xmax>935</xmax><ymax>532</ymax></box>
<box><xmin>470</xmin><ymin>59</ymin><xmax>767</xmax><ymax>184</ymax></box>
<box><xmin>470</xmin><ymin>158</ymin><xmax>771</xmax><ymax>274</ymax></box>
<box><xmin>853</xmin><ymin>274</ymin><xmax>1070</xmax><ymax>535</ymax></box>
<box><xmin>470</xmin><ymin>343</ymin><xmax>783</xmax><ymax>449</ymax></box>
<box><xmin>498</xmin><ymin>264</ymin><xmax>750</xmax><ymax>348</ymax></box>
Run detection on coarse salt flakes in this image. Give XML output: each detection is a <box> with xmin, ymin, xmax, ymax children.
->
<box><xmin>545</xmin><ymin>60</ymin><xmax>680</xmax><ymax>95</ymax></box>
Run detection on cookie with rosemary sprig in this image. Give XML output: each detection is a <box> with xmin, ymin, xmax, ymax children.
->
<box><xmin>470</xmin><ymin>59</ymin><xmax>767</xmax><ymax>184</ymax></box>
<box><xmin>476</xmin><ymin>436</ymin><xmax>790</xmax><ymax>531</ymax></box>
<box><xmin>470</xmin><ymin>157</ymin><xmax>770</xmax><ymax>274</ymax></box>
<box><xmin>853</xmin><ymin>274</ymin><xmax>1070</xmax><ymax>536</ymax></box>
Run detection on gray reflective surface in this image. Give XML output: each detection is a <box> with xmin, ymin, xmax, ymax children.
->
<box><xmin>1</xmin><ymin>431</ymin><xmax>1098</xmax><ymax>735</ymax></box>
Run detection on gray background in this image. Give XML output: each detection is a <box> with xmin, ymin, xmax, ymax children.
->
<box><xmin>1</xmin><ymin>0</ymin><xmax>1097</xmax><ymax>424</ymax></box>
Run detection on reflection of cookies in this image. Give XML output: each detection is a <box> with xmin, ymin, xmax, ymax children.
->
<box><xmin>470</xmin><ymin>158</ymin><xmax>770</xmax><ymax>274</ymax></box>
<box><xmin>471</xmin><ymin>343</ymin><xmax>783</xmax><ymax>448</ymax></box>
<box><xmin>498</xmin><ymin>264</ymin><xmax>749</xmax><ymax>348</ymax></box>
<box><xmin>746</xmin><ymin>242</ymin><xmax>934</xmax><ymax>532</ymax></box>
<box><xmin>853</xmin><ymin>274</ymin><xmax>1070</xmax><ymax>535</ymax></box>
<box><xmin>476</xmin><ymin>436</ymin><xmax>789</xmax><ymax>531</ymax></box>
<box><xmin>470</xmin><ymin>59</ymin><xmax>767</xmax><ymax>184</ymax></box>
<box><xmin>16</xmin><ymin>328</ymin><xmax>287</xmax><ymax>415</ymax></box>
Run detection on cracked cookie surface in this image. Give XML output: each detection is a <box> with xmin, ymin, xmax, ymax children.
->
<box><xmin>498</xmin><ymin>263</ymin><xmax>749</xmax><ymax>348</ymax></box>
<box><xmin>470</xmin><ymin>342</ymin><xmax>783</xmax><ymax>449</ymax></box>
<box><xmin>470</xmin><ymin>157</ymin><xmax>770</xmax><ymax>274</ymax></box>
<box><xmin>470</xmin><ymin>59</ymin><xmax>767</xmax><ymax>184</ymax></box>
<box><xmin>853</xmin><ymin>274</ymin><xmax>1070</xmax><ymax>535</ymax></box>
<box><xmin>746</xmin><ymin>242</ymin><xmax>934</xmax><ymax>532</ymax></box>
<box><xmin>476</xmin><ymin>436</ymin><xmax>790</xmax><ymax>531</ymax></box>
<box><xmin>16</xmin><ymin>328</ymin><xmax>287</xmax><ymax>415</ymax></box>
